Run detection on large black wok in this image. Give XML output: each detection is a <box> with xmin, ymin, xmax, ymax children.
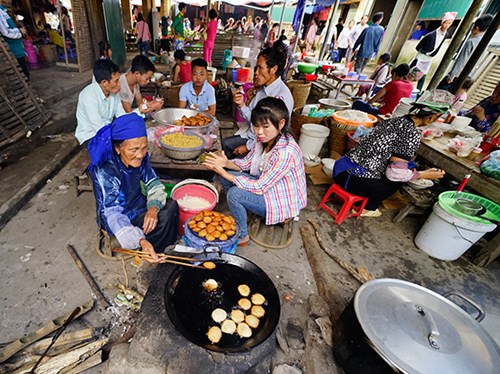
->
<box><xmin>165</xmin><ymin>252</ymin><xmax>281</xmax><ymax>353</ymax></box>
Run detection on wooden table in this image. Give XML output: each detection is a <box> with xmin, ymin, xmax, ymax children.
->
<box><xmin>147</xmin><ymin>123</ymin><xmax>222</xmax><ymax>172</ymax></box>
<box><xmin>416</xmin><ymin>134</ymin><xmax>500</xmax><ymax>267</ymax></box>
<box><xmin>330</xmin><ymin>75</ymin><xmax>375</xmax><ymax>99</ymax></box>
<box><xmin>417</xmin><ymin>135</ymin><xmax>500</xmax><ymax>204</ymax></box>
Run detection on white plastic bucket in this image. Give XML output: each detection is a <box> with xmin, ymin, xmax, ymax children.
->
<box><xmin>298</xmin><ymin>124</ymin><xmax>330</xmax><ymax>159</ymax></box>
<box><xmin>414</xmin><ymin>203</ymin><xmax>496</xmax><ymax>261</ymax></box>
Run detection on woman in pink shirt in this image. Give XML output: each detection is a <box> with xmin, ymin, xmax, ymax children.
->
<box><xmin>136</xmin><ymin>13</ymin><xmax>151</xmax><ymax>57</ymax></box>
<box><xmin>204</xmin><ymin>9</ymin><xmax>218</xmax><ymax>66</ymax></box>
<box><xmin>306</xmin><ymin>18</ymin><xmax>318</xmax><ymax>52</ymax></box>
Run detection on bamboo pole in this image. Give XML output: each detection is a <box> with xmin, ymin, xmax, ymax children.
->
<box><xmin>292</xmin><ymin>0</ymin><xmax>308</xmax><ymax>54</ymax></box>
<box><xmin>319</xmin><ymin>0</ymin><xmax>341</xmax><ymax>61</ymax></box>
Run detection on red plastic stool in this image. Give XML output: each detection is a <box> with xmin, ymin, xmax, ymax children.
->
<box><xmin>318</xmin><ymin>183</ymin><xmax>369</xmax><ymax>224</ymax></box>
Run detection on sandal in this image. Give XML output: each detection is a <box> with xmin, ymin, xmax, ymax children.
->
<box><xmin>237</xmin><ymin>235</ymin><xmax>250</xmax><ymax>247</ymax></box>
<box><xmin>360</xmin><ymin>209</ymin><xmax>382</xmax><ymax>217</ymax></box>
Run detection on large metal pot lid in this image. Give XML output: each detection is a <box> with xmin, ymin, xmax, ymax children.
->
<box><xmin>354</xmin><ymin>278</ymin><xmax>500</xmax><ymax>374</ymax></box>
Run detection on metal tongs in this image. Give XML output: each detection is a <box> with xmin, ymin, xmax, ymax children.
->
<box><xmin>112</xmin><ymin>248</ymin><xmax>216</xmax><ymax>269</ymax></box>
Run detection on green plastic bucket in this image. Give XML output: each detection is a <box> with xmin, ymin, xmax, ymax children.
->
<box><xmin>438</xmin><ymin>191</ymin><xmax>500</xmax><ymax>224</ymax></box>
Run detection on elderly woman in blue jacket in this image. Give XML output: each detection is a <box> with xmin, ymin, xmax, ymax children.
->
<box><xmin>89</xmin><ymin>113</ymin><xmax>178</xmax><ymax>260</ymax></box>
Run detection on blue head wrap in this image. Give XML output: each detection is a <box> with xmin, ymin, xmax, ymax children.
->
<box><xmin>88</xmin><ymin>113</ymin><xmax>147</xmax><ymax>170</ymax></box>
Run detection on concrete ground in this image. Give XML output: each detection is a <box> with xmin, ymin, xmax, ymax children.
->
<box><xmin>0</xmin><ymin>62</ymin><xmax>499</xmax><ymax>373</ymax></box>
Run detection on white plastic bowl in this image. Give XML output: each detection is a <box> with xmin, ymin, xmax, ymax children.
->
<box><xmin>321</xmin><ymin>158</ymin><xmax>335</xmax><ymax>176</ymax></box>
<box><xmin>408</xmin><ymin>179</ymin><xmax>434</xmax><ymax>190</ymax></box>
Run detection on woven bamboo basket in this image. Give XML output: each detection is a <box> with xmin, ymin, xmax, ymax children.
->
<box><xmin>160</xmin><ymin>84</ymin><xmax>182</xmax><ymax>108</ymax></box>
<box><xmin>287</xmin><ymin>80</ymin><xmax>312</xmax><ymax>109</ymax></box>
<box><xmin>328</xmin><ymin>112</ymin><xmax>378</xmax><ymax>157</ymax></box>
<box><xmin>291</xmin><ymin>107</ymin><xmax>325</xmax><ymax>141</ymax></box>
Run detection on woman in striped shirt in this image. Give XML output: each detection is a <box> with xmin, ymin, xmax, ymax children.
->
<box><xmin>204</xmin><ymin>97</ymin><xmax>307</xmax><ymax>246</ymax></box>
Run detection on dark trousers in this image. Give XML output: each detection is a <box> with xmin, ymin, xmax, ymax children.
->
<box><xmin>338</xmin><ymin>48</ymin><xmax>347</xmax><ymax>62</ymax></box>
<box><xmin>131</xmin><ymin>199</ymin><xmax>179</xmax><ymax>252</ymax></box>
<box><xmin>333</xmin><ymin>171</ymin><xmax>402</xmax><ymax>210</ymax></box>
<box><xmin>355</xmin><ymin>57</ymin><xmax>369</xmax><ymax>74</ymax></box>
<box><xmin>222</xmin><ymin>135</ymin><xmax>248</xmax><ymax>159</ymax></box>
<box><xmin>17</xmin><ymin>56</ymin><xmax>29</xmax><ymax>80</ymax></box>
<box><xmin>352</xmin><ymin>100</ymin><xmax>380</xmax><ymax>116</ymax></box>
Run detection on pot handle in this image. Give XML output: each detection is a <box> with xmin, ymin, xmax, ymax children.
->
<box><xmin>415</xmin><ymin>305</ymin><xmax>441</xmax><ymax>349</ymax></box>
<box><xmin>442</xmin><ymin>292</ymin><xmax>485</xmax><ymax>322</ymax></box>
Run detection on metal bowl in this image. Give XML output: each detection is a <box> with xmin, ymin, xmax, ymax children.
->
<box><xmin>454</xmin><ymin>198</ymin><xmax>484</xmax><ymax>216</ymax></box>
<box><xmin>153</xmin><ymin>108</ymin><xmax>216</xmax><ymax>135</ymax></box>
<box><xmin>157</xmin><ymin>131</ymin><xmax>205</xmax><ymax>160</ymax></box>
<box><xmin>318</xmin><ymin>98</ymin><xmax>351</xmax><ymax>111</ymax></box>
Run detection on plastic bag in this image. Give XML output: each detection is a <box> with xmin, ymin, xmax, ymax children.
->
<box><xmin>446</xmin><ymin>136</ymin><xmax>480</xmax><ymax>157</ymax></box>
<box><xmin>352</xmin><ymin>125</ymin><xmax>372</xmax><ymax>140</ymax></box>
<box><xmin>480</xmin><ymin>150</ymin><xmax>500</xmax><ymax>180</ymax></box>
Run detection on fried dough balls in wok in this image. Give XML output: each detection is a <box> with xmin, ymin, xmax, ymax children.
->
<box><xmin>207</xmin><ymin>326</ymin><xmax>222</xmax><ymax>344</ymax></box>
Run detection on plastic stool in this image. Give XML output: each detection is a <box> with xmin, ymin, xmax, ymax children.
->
<box><xmin>318</xmin><ymin>183</ymin><xmax>368</xmax><ymax>224</ymax></box>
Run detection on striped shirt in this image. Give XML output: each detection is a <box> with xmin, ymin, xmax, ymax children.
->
<box><xmin>233</xmin><ymin>134</ymin><xmax>307</xmax><ymax>225</ymax></box>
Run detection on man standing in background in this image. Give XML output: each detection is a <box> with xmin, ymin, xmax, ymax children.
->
<box><xmin>353</xmin><ymin>12</ymin><xmax>384</xmax><ymax>74</ymax></box>
<box><xmin>0</xmin><ymin>2</ymin><xmax>29</xmax><ymax>80</ymax></box>
<box><xmin>172</xmin><ymin>2</ymin><xmax>187</xmax><ymax>51</ymax></box>
<box><xmin>347</xmin><ymin>15</ymin><xmax>368</xmax><ymax>63</ymax></box>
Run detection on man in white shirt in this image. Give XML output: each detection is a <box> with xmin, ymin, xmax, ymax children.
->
<box><xmin>119</xmin><ymin>54</ymin><xmax>163</xmax><ymax>113</ymax></box>
<box><xmin>347</xmin><ymin>15</ymin><xmax>368</xmax><ymax>62</ymax></box>
<box><xmin>223</xmin><ymin>47</ymin><xmax>294</xmax><ymax>158</ymax></box>
<box><xmin>75</xmin><ymin>59</ymin><xmax>145</xmax><ymax>145</ymax></box>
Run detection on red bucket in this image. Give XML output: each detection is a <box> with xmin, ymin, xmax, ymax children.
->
<box><xmin>237</xmin><ymin>68</ymin><xmax>250</xmax><ymax>83</ymax></box>
<box><xmin>171</xmin><ymin>184</ymin><xmax>217</xmax><ymax>234</ymax></box>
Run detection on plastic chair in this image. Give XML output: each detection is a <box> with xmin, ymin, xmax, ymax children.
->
<box><xmin>318</xmin><ymin>183</ymin><xmax>368</xmax><ymax>224</ymax></box>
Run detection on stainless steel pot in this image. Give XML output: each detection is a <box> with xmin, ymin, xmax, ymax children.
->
<box><xmin>153</xmin><ymin>108</ymin><xmax>217</xmax><ymax>135</ymax></box>
<box><xmin>333</xmin><ymin>278</ymin><xmax>500</xmax><ymax>373</ymax></box>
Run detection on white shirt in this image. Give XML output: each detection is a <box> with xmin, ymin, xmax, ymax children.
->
<box><xmin>75</xmin><ymin>81</ymin><xmax>141</xmax><ymax>144</ymax></box>
<box><xmin>348</xmin><ymin>24</ymin><xmax>368</xmax><ymax>48</ymax></box>
<box><xmin>118</xmin><ymin>73</ymin><xmax>139</xmax><ymax>105</ymax></box>
<box><xmin>337</xmin><ymin>27</ymin><xmax>351</xmax><ymax>49</ymax></box>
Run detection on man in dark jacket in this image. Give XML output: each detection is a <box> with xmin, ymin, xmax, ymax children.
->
<box><xmin>410</xmin><ymin>12</ymin><xmax>456</xmax><ymax>91</ymax></box>
<box><xmin>353</xmin><ymin>12</ymin><xmax>384</xmax><ymax>74</ymax></box>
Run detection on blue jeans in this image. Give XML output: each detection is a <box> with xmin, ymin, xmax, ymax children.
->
<box><xmin>220</xmin><ymin>172</ymin><xmax>266</xmax><ymax>238</ymax></box>
<box><xmin>138</xmin><ymin>41</ymin><xmax>149</xmax><ymax>56</ymax></box>
<box><xmin>352</xmin><ymin>100</ymin><xmax>380</xmax><ymax>116</ymax></box>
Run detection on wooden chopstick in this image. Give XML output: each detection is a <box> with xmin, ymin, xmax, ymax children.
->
<box><xmin>159</xmin><ymin>259</ymin><xmax>206</xmax><ymax>269</ymax></box>
<box><xmin>112</xmin><ymin>247</ymin><xmax>208</xmax><ymax>265</ymax></box>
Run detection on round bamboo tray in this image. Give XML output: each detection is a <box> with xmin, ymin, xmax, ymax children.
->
<box><xmin>329</xmin><ymin>121</ymin><xmax>359</xmax><ymax>157</ymax></box>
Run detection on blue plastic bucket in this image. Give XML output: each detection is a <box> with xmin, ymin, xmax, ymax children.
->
<box><xmin>232</xmin><ymin>68</ymin><xmax>239</xmax><ymax>82</ymax></box>
<box><xmin>183</xmin><ymin>221</ymin><xmax>239</xmax><ymax>254</ymax></box>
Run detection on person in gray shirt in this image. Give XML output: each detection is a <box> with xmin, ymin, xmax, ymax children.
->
<box><xmin>438</xmin><ymin>14</ymin><xmax>493</xmax><ymax>92</ymax></box>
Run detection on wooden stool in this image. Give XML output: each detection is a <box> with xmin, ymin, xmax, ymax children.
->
<box><xmin>248</xmin><ymin>215</ymin><xmax>295</xmax><ymax>249</ymax></box>
<box><xmin>318</xmin><ymin>183</ymin><xmax>368</xmax><ymax>224</ymax></box>
<box><xmin>392</xmin><ymin>186</ymin><xmax>435</xmax><ymax>223</ymax></box>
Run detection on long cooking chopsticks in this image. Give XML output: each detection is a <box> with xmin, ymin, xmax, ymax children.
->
<box><xmin>112</xmin><ymin>248</ymin><xmax>207</xmax><ymax>269</ymax></box>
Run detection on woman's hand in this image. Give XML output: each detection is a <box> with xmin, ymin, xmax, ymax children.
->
<box><xmin>419</xmin><ymin>168</ymin><xmax>445</xmax><ymax>180</ymax></box>
<box><xmin>139</xmin><ymin>238</ymin><xmax>160</xmax><ymax>262</ymax></box>
<box><xmin>472</xmin><ymin>106</ymin><xmax>486</xmax><ymax>121</ymax></box>
<box><xmin>143</xmin><ymin>207</ymin><xmax>159</xmax><ymax>234</ymax></box>
<box><xmin>203</xmin><ymin>151</ymin><xmax>228</xmax><ymax>172</ymax></box>
<box><xmin>148</xmin><ymin>98</ymin><xmax>164</xmax><ymax>111</ymax></box>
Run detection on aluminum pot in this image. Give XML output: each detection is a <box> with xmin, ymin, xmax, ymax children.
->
<box><xmin>153</xmin><ymin>108</ymin><xmax>217</xmax><ymax>135</ymax></box>
<box><xmin>333</xmin><ymin>278</ymin><xmax>500</xmax><ymax>374</ymax></box>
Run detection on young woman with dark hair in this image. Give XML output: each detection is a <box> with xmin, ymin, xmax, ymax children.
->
<box><xmin>204</xmin><ymin>97</ymin><xmax>307</xmax><ymax>246</ymax></box>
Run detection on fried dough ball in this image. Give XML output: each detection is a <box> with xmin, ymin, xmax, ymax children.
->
<box><xmin>192</xmin><ymin>227</ymin><xmax>201</xmax><ymax>233</ymax></box>
<box><xmin>203</xmin><ymin>261</ymin><xmax>216</xmax><ymax>270</ymax></box>
<box><xmin>219</xmin><ymin>233</ymin><xmax>228</xmax><ymax>241</ymax></box>
<box><xmin>206</xmin><ymin>234</ymin><xmax>215</xmax><ymax>241</ymax></box>
<box><xmin>245</xmin><ymin>314</ymin><xmax>260</xmax><ymax>329</ymax></box>
<box><xmin>230</xmin><ymin>309</ymin><xmax>245</xmax><ymax>323</ymax></box>
<box><xmin>251</xmin><ymin>293</ymin><xmax>266</xmax><ymax>305</ymax></box>
<box><xmin>222</xmin><ymin>222</ymin><xmax>231</xmax><ymax>231</ymax></box>
<box><xmin>203</xmin><ymin>279</ymin><xmax>218</xmax><ymax>292</ymax></box>
<box><xmin>206</xmin><ymin>225</ymin><xmax>216</xmax><ymax>233</ymax></box>
<box><xmin>226</xmin><ymin>230</ymin><xmax>236</xmax><ymax>237</ymax></box>
<box><xmin>237</xmin><ymin>322</ymin><xmax>252</xmax><ymax>338</ymax></box>
<box><xmin>197</xmin><ymin>221</ymin><xmax>207</xmax><ymax>229</ymax></box>
<box><xmin>207</xmin><ymin>326</ymin><xmax>222</xmax><ymax>344</ymax></box>
<box><xmin>195</xmin><ymin>214</ymin><xmax>203</xmax><ymax>222</ymax></box>
<box><xmin>213</xmin><ymin>230</ymin><xmax>222</xmax><ymax>238</ymax></box>
<box><xmin>251</xmin><ymin>305</ymin><xmax>265</xmax><ymax>318</ymax></box>
<box><xmin>198</xmin><ymin>229</ymin><xmax>207</xmax><ymax>238</ymax></box>
<box><xmin>238</xmin><ymin>298</ymin><xmax>252</xmax><ymax>311</ymax></box>
<box><xmin>211</xmin><ymin>308</ymin><xmax>227</xmax><ymax>323</ymax></box>
<box><xmin>223</xmin><ymin>217</ymin><xmax>231</xmax><ymax>224</ymax></box>
<box><xmin>238</xmin><ymin>284</ymin><xmax>251</xmax><ymax>297</ymax></box>
<box><xmin>221</xmin><ymin>319</ymin><xmax>237</xmax><ymax>334</ymax></box>
<box><xmin>203</xmin><ymin>217</ymin><xmax>212</xmax><ymax>224</ymax></box>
